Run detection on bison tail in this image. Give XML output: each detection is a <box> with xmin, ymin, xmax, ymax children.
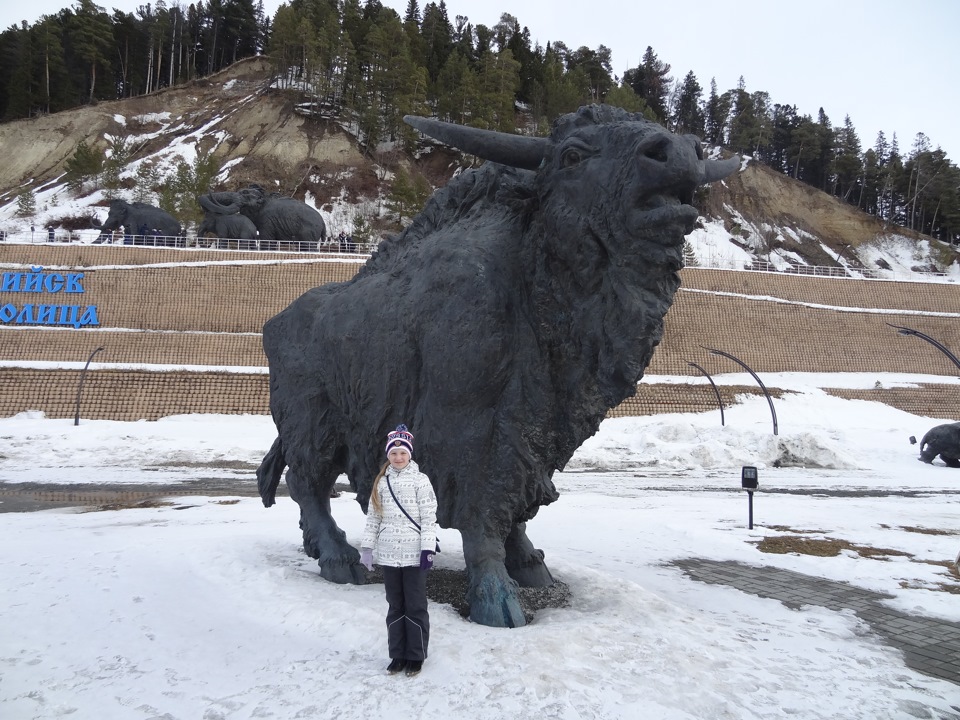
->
<box><xmin>257</xmin><ymin>436</ymin><xmax>287</xmax><ymax>507</ymax></box>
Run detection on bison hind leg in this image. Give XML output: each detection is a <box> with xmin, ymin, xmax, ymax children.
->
<box><xmin>504</xmin><ymin>522</ymin><xmax>555</xmax><ymax>587</ymax></box>
<box><xmin>285</xmin><ymin>465</ymin><xmax>366</xmax><ymax>585</ymax></box>
<box><xmin>941</xmin><ymin>455</ymin><xmax>960</xmax><ymax>468</ymax></box>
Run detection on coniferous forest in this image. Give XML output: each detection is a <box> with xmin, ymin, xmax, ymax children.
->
<box><xmin>1</xmin><ymin>0</ymin><xmax>958</xmax><ymax>244</ymax></box>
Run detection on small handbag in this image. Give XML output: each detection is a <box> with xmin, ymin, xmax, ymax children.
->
<box><xmin>385</xmin><ymin>474</ymin><xmax>440</xmax><ymax>553</ymax></box>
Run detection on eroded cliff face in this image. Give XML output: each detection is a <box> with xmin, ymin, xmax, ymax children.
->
<box><xmin>701</xmin><ymin>156</ymin><xmax>917</xmax><ymax>264</ymax></box>
<box><xmin>0</xmin><ymin>57</ymin><xmax>363</xmax><ymax>203</ymax></box>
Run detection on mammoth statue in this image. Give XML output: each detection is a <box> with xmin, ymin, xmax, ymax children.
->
<box><xmin>198</xmin><ymin>185</ymin><xmax>326</xmax><ymax>249</ymax></box>
<box><xmin>95</xmin><ymin>199</ymin><xmax>182</xmax><ymax>246</ymax></box>
<box><xmin>256</xmin><ymin>104</ymin><xmax>740</xmax><ymax>627</ymax></box>
<box><xmin>197</xmin><ymin>208</ymin><xmax>260</xmax><ymax>249</ymax></box>
<box><xmin>919</xmin><ymin>422</ymin><xmax>960</xmax><ymax>467</ymax></box>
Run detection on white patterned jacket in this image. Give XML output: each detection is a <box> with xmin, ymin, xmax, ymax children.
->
<box><xmin>361</xmin><ymin>460</ymin><xmax>438</xmax><ymax>568</ymax></box>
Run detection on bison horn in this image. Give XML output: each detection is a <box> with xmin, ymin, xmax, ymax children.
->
<box><xmin>404</xmin><ymin>115</ymin><xmax>549</xmax><ymax>170</ymax></box>
<box><xmin>701</xmin><ymin>156</ymin><xmax>741</xmax><ymax>184</ymax></box>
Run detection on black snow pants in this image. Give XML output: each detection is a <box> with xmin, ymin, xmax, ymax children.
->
<box><xmin>382</xmin><ymin>565</ymin><xmax>430</xmax><ymax>662</ymax></box>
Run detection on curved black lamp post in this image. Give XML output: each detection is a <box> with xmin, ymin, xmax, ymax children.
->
<box><xmin>687</xmin><ymin>361</ymin><xmax>725</xmax><ymax>426</ymax></box>
<box><xmin>887</xmin><ymin>324</ymin><xmax>960</xmax><ymax>374</ymax></box>
<box><xmin>74</xmin><ymin>346</ymin><xmax>105</xmax><ymax>426</ymax></box>
<box><xmin>702</xmin><ymin>346</ymin><xmax>778</xmax><ymax>435</ymax></box>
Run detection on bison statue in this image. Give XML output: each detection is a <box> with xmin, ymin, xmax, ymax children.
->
<box><xmin>257</xmin><ymin>104</ymin><xmax>740</xmax><ymax>627</ymax></box>
<box><xmin>919</xmin><ymin>422</ymin><xmax>960</xmax><ymax>467</ymax></box>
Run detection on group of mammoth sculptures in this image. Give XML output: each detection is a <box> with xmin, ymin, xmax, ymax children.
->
<box><xmin>94</xmin><ymin>185</ymin><xmax>328</xmax><ymax>250</ymax></box>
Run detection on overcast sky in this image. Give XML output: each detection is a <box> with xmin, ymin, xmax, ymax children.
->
<box><xmin>3</xmin><ymin>0</ymin><xmax>958</xmax><ymax>160</ymax></box>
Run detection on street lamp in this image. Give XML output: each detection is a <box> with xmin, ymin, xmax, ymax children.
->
<box><xmin>702</xmin><ymin>347</ymin><xmax>778</xmax><ymax>435</ymax></box>
<box><xmin>887</xmin><ymin>324</ymin><xmax>960</xmax><ymax>374</ymax></box>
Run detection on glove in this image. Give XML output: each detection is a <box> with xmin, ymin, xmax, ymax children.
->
<box><xmin>419</xmin><ymin>550</ymin><xmax>435</xmax><ymax>570</ymax></box>
<box><xmin>360</xmin><ymin>548</ymin><xmax>374</xmax><ymax>571</ymax></box>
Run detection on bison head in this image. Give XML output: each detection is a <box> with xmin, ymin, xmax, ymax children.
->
<box><xmin>405</xmin><ymin>105</ymin><xmax>738</xmax><ymax>282</ymax></box>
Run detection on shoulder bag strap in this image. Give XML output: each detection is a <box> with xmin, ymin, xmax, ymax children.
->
<box><xmin>385</xmin><ymin>474</ymin><xmax>421</xmax><ymax>532</ymax></box>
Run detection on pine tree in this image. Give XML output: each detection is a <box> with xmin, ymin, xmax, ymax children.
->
<box><xmin>64</xmin><ymin>139</ymin><xmax>105</xmax><ymax>193</ymax></box>
<box><xmin>769</xmin><ymin>103</ymin><xmax>799</xmax><ymax>173</ymax></box>
<box><xmin>727</xmin><ymin>79</ymin><xmax>771</xmax><ymax>158</ymax></box>
<box><xmin>133</xmin><ymin>161</ymin><xmax>162</xmax><ymax>203</ymax></box>
<box><xmin>221</xmin><ymin>0</ymin><xmax>260</xmax><ymax>65</ymax></box>
<box><xmin>351</xmin><ymin>210</ymin><xmax>374</xmax><ymax>250</ymax></box>
<box><xmin>811</xmin><ymin>108</ymin><xmax>835</xmax><ymax>192</ymax></box>
<box><xmin>786</xmin><ymin>115</ymin><xmax>819</xmax><ymax>181</ymax></box>
<box><xmin>35</xmin><ymin>17</ymin><xmax>67</xmax><ymax>114</ymax></box>
<box><xmin>474</xmin><ymin>47</ymin><xmax>519</xmax><ymax>131</ymax></box>
<box><xmin>883</xmin><ymin>133</ymin><xmax>905</xmax><ymax>223</ymax></box>
<box><xmin>704</xmin><ymin>79</ymin><xmax>731</xmax><ymax>145</ymax></box>
<box><xmin>565</xmin><ymin>45</ymin><xmax>613</xmax><ymax>103</ymax></box>
<box><xmin>403</xmin><ymin>0</ymin><xmax>421</xmax><ymax>24</ymax></box>
<box><xmin>623</xmin><ymin>46</ymin><xmax>671</xmax><ymax>122</ymax></box>
<box><xmin>537</xmin><ymin>42</ymin><xmax>585</xmax><ymax>123</ymax></box>
<box><xmin>386</xmin><ymin>165</ymin><xmax>414</xmax><ymax>223</ymax></box>
<box><xmin>435</xmin><ymin>50</ymin><xmax>476</xmax><ymax>124</ymax></box>
<box><xmin>833</xmin><ymin>115</ymin><xmax>863</xmax><ymax>202</ymax></box>
<box><xmin>420</xmin><ymin>2</ymin><xmax>453</xmax><ymax>86</ymax></box>
<box><xmin>860</xmin><ymin>148</ymin><xmax>881</xmax><ymax>214</ymax></box>
<box><xmin>603</xmin><ymin>81</ymin><xmax>647</xmax><ymax>115</ymax></box>
<box><xmin>266</xmin><ymin>5</ymin><xmax>300</xmax><ymax>88</ymax></box>
<box><xmin>670</xmin><ymin>70</ymin><xmax>704</xmax><ymax>136</ymax></box>
<box><xmin>164</xmin><ymin>150</ymin><xmax>222</xmax><ymax>224</ymax></box>
<box><xmin>101</xmin><ymin>131</ymin><xmax>131</xmax><ymax>198</ymax></box>
<box><xmin>70</xmin><ymin>0</ymin><xmax>114</xmax><ymax>103</ymax></box>
<box><xmin>16</xmin><ymin>188</ymin><xmax>36</xmax><ymax>217</ymax></box>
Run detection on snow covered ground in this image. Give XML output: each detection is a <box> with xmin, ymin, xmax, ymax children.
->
<box><xmin>1</xmin><ymin>375</ymin><xmax>959</xmax><ymax>719</ymax></box>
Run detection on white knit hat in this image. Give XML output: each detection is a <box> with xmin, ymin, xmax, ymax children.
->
<box><xmin>385</xmin><ymin>424</ymin><xmax>414</xmax><ymax>455</ymax></box>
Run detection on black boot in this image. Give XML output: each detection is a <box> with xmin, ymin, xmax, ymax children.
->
<box><xmin>386</xmin><ymin>659</ymin><xmax>406</xmax><ymax>674</ymax></box>
<box><xmin>405</xmin><ymin>660</ymin><xmax>423</xmax><ymax>676</ymax></box>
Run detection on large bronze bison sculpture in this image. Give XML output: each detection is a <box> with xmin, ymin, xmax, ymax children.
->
<box><xmin>257</xmin><ymin>104</ymin><xmax>740</xmax><ymax>627</ymax></box>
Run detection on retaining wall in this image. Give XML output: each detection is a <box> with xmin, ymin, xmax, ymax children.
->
<box><xmin>1</xmin><ymin>245</ymin><xmax>958</xmax><ymax>421</ymax></box>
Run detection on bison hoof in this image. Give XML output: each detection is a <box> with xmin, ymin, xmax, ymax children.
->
<box><xmin>505</xmin><ymin>550</ymin><xmax>555</xmax><ymax>588</ymax></box>
<box><xmin>468</xmin><ymin>569</ymin><xmax>526</xmax><ymax>628</ymax></box>
<box><xmin>319</xmin><ymin>559</ymin><xmax>367</xmax><ymax>584</ymax></box>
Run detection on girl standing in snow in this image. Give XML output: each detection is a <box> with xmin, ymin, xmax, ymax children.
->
<box><xmin>360</xmin><ymin>424</ymin><xmax>438</xmax><ymax>677</ymax></box>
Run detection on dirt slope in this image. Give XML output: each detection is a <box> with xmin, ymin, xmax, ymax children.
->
<box><xmin>703</xmin><ymin>159</ymin><xmax>919</xmax><ymax>264</ymax></box>
<box><xmin>0</xmin><ymin>57</ymin><xmax>363</xmax><ymax>200</ymax></box>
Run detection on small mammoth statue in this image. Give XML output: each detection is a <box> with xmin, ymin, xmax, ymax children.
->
<box><xmin>918</xmin><ymin>422</ymin><xmax>960</xmax><ymax>467</ymax></box>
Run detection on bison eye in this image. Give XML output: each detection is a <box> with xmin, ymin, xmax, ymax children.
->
<box><xmin>560</xmin><ymin>148</ymin><xmax>582</xmax><ymax>168</ymax></box>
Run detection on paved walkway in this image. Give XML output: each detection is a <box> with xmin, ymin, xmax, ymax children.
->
<box><xmin>673</xmin><ymin>558</ymin><xmax>960</xmax><ymax>686</ymax></box>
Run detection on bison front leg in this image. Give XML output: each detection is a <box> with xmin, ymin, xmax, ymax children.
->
<box><xmin>461</xmin><ymin>530</ymin><xmax>526</xmax><ymax>628</ymax></box>
<box><xmin>285</xmin><ymin>467</ymin><xmax>366</xmax><ymax>584</ymax></box>
<box><xmin>504</xmin><ymin>522</ymin><xmax>554</xmax><ymax>587</ymax></box>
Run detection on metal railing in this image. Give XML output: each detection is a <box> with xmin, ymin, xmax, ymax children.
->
<box><xmin>738</xmin><ymin>259</ymin><xmax>954</xmax><ymax>283</ymax></box>
<box><xmin>0</xmin><ymin>231</ymin><xmax>373</xmax><ymax>254</ymax></box>
<box><xmin>1</xmin><ymin>232</ymin><xmax>954</xmax><ymax>282</ymax></box>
